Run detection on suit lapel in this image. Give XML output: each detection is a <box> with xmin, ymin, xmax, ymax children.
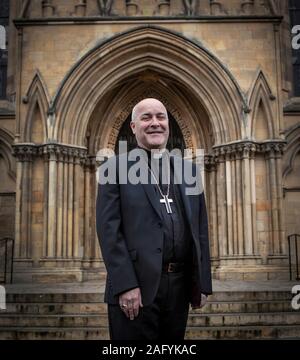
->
<box><xmin>172</xmin><ymin>156</ymin><xmax>192</xmax><ymax>224</ymax></box>
<box><xmin>141</xmin><ymin>181</ymin><xmax>163</xmax><ymax>221</ymax></box>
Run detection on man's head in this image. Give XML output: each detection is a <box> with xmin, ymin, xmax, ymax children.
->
<box><xmin>130</xmin><ymin>98</ymin><xmax>169</xmax><ymax>150</ymax></box>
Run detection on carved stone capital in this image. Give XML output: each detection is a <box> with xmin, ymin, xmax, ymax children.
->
<box><xmin>204</xmin><ymin>154</ymin><xmax>216</xmax><ymax>171</ymax></box>
<box><xmin>212</xmin><ymin>140</ymin><xmax>285</xmax><ymax>161</ymax></box>
<box><xmin>12</xmin><ymin>142</ymin><xmax>88</xmax><ymax>164</ymax></box>
<box><xmin>82</xmin><ymin>156</ymin><xmax>97</xmax><ymax>170</ymax></box>
<box><xmin>12</xmin><ymin>143</ymin><xmax>38</xmax><ymax>162</ymax></box>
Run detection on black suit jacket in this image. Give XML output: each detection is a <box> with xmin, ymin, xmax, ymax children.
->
<box><xmin>96</xmin><ymin>151</ymin><xmax>212</xmax><ymax>306</ymax></box>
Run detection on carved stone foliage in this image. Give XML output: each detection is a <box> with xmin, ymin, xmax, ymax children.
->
<box><xmin>18</xmin><ymin>0</ymin><xmax>278</xmax><ymax>18</ymax></box>
<box><xmin>12</xmin><ymin>143</ymin><xmax>87</xmax><ymax>163</ymax></box>
<box><xmin>212</xmin><ymin>140</ymin><xmax>286</xmax><ymax>163</ymax></box>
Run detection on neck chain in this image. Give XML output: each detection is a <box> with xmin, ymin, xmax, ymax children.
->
<box><xmin>148</xmin><ymin>152</ymin><xmax>173</xmax><ymax>214</ymax></box>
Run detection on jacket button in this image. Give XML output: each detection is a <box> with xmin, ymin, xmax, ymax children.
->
<box><xmin>156</xmin><ymin>248</ymin><xmax>162</xmax><ymax>253</ymax></box>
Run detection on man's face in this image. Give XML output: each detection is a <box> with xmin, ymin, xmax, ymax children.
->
<box><xmin>130</xmin><ymin>99</ymin><xmax>169</xmax><ymax>150</ymax></box>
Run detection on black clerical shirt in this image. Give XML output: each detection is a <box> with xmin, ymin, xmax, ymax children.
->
<box><xmin>138</xmin><ymin>147</ymin><xmax>192</xmax><ymax>264</ymax></box>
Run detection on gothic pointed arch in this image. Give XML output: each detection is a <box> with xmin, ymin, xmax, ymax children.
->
<box><xmin>283</xmin><ymin>124</ymin><xmax>300</xmax><ymax>183</ymax></box>
<box><xmin>19</xmin><ymin>0</ymin><xmax>31</xmax><ymax>18</ymax></box>
<box><xmin>23</xmin><ymin>70</ymin><xmax>49</xmax><ymax>143</ymax></box>
<box><xmin>248</xmin><ymin>69</ymin><xmax>276</xmax><ymax>139</ymax></box>
<box><xmin>48</xmin><ymin>25</ymin><xmax>248</xmax><ymax>148</ymax></box>
<box><xmin>0</xmin><ymin>127</ymin><xmax>16</xmax><ymax>181</ymax></box>
<box><xmin>267</xmin><ymin>0</ymin><xmax>278</xmax><ymax>15</ymax></box>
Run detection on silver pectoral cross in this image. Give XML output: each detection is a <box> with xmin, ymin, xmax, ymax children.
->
<box><xmin>160</xmin><ymin>195</ymin><xmax>173</xmax><ymax>214</ymax></box>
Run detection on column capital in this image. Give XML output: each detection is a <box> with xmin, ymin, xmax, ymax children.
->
<box><xmin>212</xmin><ymin>140</ymin><xmax>286</xmax><ymax>161</ymax></box>
<box><xmin>12</xmin><ymin>142</ymin><xmax>88</xmax><ymax>163</ymax></box>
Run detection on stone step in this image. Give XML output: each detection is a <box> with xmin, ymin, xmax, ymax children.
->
<box><xmin>3</xmin><ymin>299</ymin><xmax>293</xmax><ymax>314</ymax></box>
<box><xmin>0</xmin><ymin>314</ymin><xmax>108</xmax><ymax>327</ymax></box>
<box><xmin>0</xmin><ymin>324</ymin><xmax>299</xmax><ymax>340</ymax></box>
<box><xmin>5</xmin><ymin>293</ymin><xmax>104</xmax><ymax>303</ymax></box>
<box><xmin>0</xmin><ymin>327</ymin><xmax>109</xmax><ymax>340</ymax></box>
<box><xmin>185</xmin><ymin>325</ymin><xmax>300</xmax><ymax>340</ymax></box>
<box><xmin>197</xmin><ymin>300</ymin><xmax>293</xmax><ymax>313</ymax></box>
<box><xmin>4</xmin><ymin>302</ymin><xmax>107</xmax><ymax>314</ymax></box>
<box><xmin>5</xmin><ymin>290</ymin><xmax>292</xmax><ymax>303</ymax></box>
<box><xmin>188</xmin><ymin>312</ymin><xmax>300</xmax><ymax>326</ymax></box>
<box><xmin>1</xmin><ymin>311</ymin><xmax>299</xmax><ymax>328</ymax></box>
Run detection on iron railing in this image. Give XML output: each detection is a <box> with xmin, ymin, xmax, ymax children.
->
<box><xmin>288</xmin><ymin>234</ymin><xmax>300</xmax><ymax>281</ymax></box>
<box><xmin>0</xmin><ymin>237</ymin><xmax>14</xmax><ymax>284</ymax></box>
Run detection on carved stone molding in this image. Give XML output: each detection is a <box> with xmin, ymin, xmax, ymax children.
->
<box><xmin>83</xmin><ymin>155</ymin><xmax>97</xmax><ymax>170</ymax></box>
<box><xmin>97</xmin><ymin>0</ymin><xmax>114</xmax><ymax>16</ymax></box>
<box><xmin>12</xmin><ymin>143</ymin><xmax>37</xmax><ymax>161</ymax></box>
<box><xmin>210</xmin><ymin>0</ymin><xmax>226</xmax><ymax>16</ymax></box>
<box><xmin>12</xmin><ymin>143</ymin><xmax>87</xmax><ymax>163</ymax></box>
<box><xmin>74</xmin><ymin>0</ymin><xmax>87</xmax><ymax>17</ymax></box>
<box><xmin>183</xmin><ymin>0</ymin><xmax>198</xmax><ymax>16</ymax></box>
<box><xmin>42</xmin><ymin>0</ymin><xmax>56</xmax><ymax>17</ymax></box>
<box><xmin>241</xmin><ymin>0</ymin><xmax>254</xmax><ymax>15</ymax></box>
<box><xmin>204</xmin><ymin>154</ymin><xmax>216</xmax><ymax>171</ymax></box>
<box><xmin>213</xmin><ymin>140</ymin><xmax>286</xmax><ymax>162</ymax></box>
<box><xmin>17</xmin><ymin>0</ymin><xmax>278</xmax><ymax>19</ymax></box>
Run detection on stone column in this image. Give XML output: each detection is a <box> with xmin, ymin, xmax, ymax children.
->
<box><xmin>62</xmin><ymin>152</ymin><xmax>69</xmax><ymax>258</ymax></box>
<box><xmin>83</xmin><ymin>160</ymin><xmax>92</xmax><ymax>261</ymax></box>
<box><xmin>56</xmin><ymin>152</ymin><xmax>64</xmax><ymax>257</ymax></box>
<box><xmin>73</xmin><ymin>153</ymin><xmax>82</xmax><ymax>259</ymax></box>
<box><xmin>42</xmin><ymin>151</ymin><xmax>49</xmax><ymax>258</ymax></box>
<box><xmin>275</xmin><ymin>151</ymin><xmax>285</xmax><ymax>254</ymax></box>
<box><xmin>235</xmin><ymin>150</ymin><xmax>244</xmax><ymax>255</ymax></box>
<box><xmin>231</xmin><ymin>152</ymin><xmax>238</xmax><ymax>254</ymax></box>
<box><xmin>225</xmin><ymin>151</ymin><xmax>233</xmax><ymax>255</ymax></box>
<box><xmin>250</xmin><ymin>151</ymin><xmax>257</xmax><ymax>254</ymax></box>
<box><xmin>47</xmin><ymin>146</ymin><xmax>58</xmax><ymax>257</ymax></box>
<box><xmin>12</xmin><ymin>145</ymin><xmax>37</xmax><ymax>260</ymax></box>
<box><xmin>216</xmin><ymin>150</ymin><xmax>227</xmax><ymax>257</ymax></box>
<box><xmin>14</xmin><ymin>158</ymin><xmax>22</xmax><ymax>258</ymax></box>
<box><xmin>266</xmin><ymin>146</ymin><xmax>280</xmax><ymax>254</ymax></box>
<box><xmin>205</xmin><ymin>156</ymin><xmax>218</xmax><ymax>260</ymax></box>
<box><xmin>242</xmin><ymin>144</ymin><xmax>254</xmax><ymax>255</ymax></box>
<box><xmin>67</xmin><ymin>153</ymin><xmax>74</xmax><ymax>258</ymax></box>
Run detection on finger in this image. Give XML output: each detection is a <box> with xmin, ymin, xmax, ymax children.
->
<box><xmin>132</xmin><ymin>298</ymin><xmax>139</xmax><ymax>317</ymax></box>
<box><xmin>122</xmin><ymin>307</ymin><xmax>129</xmax><ymax>318</ymax></box>
<box><xmin>133</xmin><ymin>300</ymin><xmax>139</xmax><ymax>317</ymax></box>
<box><xmin>128</xmin><ymin>307</ymin><xmax>135</xmax><ymax>320</ymax></box>
<box><xmin>139</xmin><ymin>294</ymin><xmax>143</xmax><ymax>308</ymax></box>
<box><xmin>126</xmin><ymin>300</ymin><xmax>135</xmax><ymax>319</ymax></box>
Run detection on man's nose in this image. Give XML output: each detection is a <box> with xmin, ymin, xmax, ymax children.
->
<box><xmin>150</xmin><ymin>116</ymin><xmax>160</xmax><ymax>126</ymax></box>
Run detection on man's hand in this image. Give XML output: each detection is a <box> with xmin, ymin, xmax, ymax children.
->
<box><xmin>191</xmin><ymin>293</ymin><xmax>207</xmax><ymax>310</ymax></box>
<box><xmin>119</xmin><ymin>287</ymin><xmax>143</xmax><ymax>320</ymax></box>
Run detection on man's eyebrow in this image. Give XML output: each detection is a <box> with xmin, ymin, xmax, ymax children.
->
<box><xmin>140</xmin><ymin>112</ymin><xmax>166</xmax><ymax>116</ymax></box>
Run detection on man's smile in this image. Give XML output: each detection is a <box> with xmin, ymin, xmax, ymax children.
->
<box><xmin>146</xmin><ymin>131</ymin><xmax>164</xmax><ymax>134</ymax></box>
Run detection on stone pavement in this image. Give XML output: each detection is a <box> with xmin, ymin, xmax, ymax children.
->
<box><xmin>3</xmin><ymin>279</ymin><xmax>299</xmax><ymax>294</ymax></box>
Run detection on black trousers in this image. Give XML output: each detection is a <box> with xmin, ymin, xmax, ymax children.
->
<box><xmin>107</xmin><ymin>271</ymin><xmax>190</xmax><ymax>340</ymax></box>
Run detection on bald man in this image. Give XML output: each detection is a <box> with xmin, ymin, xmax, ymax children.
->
<box><xmin>96</xmin><ymin>98</ymin><xmax>212</xmax><ymax>340</ymax></box>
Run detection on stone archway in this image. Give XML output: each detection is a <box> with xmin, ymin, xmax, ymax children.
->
<box><xmin>49</xmin><ymin>26</ymin><xmax>247</xmax><ymax>147</ymax></box>
<box><xmin>12</xmin><ymin>25</ymin><xmax>288</xmax><ymax>282</ymax></box>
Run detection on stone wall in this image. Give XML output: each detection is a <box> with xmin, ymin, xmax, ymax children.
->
<box><xmin>0</xmin><ymin>0</ymin><xmax>299</xmax><ymax>282</ymax></box>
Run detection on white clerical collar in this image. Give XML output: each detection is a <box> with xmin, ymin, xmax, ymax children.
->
<box><xmin>152</xmin><ymin>148</ymin><xmax>167</xmax><ymax>159</ymax></box>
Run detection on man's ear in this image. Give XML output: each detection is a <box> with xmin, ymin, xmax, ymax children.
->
<box><xmin>130</xmin><ymin>121</ymin><xmax>136</xmax><ymax>134</ymax></box>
